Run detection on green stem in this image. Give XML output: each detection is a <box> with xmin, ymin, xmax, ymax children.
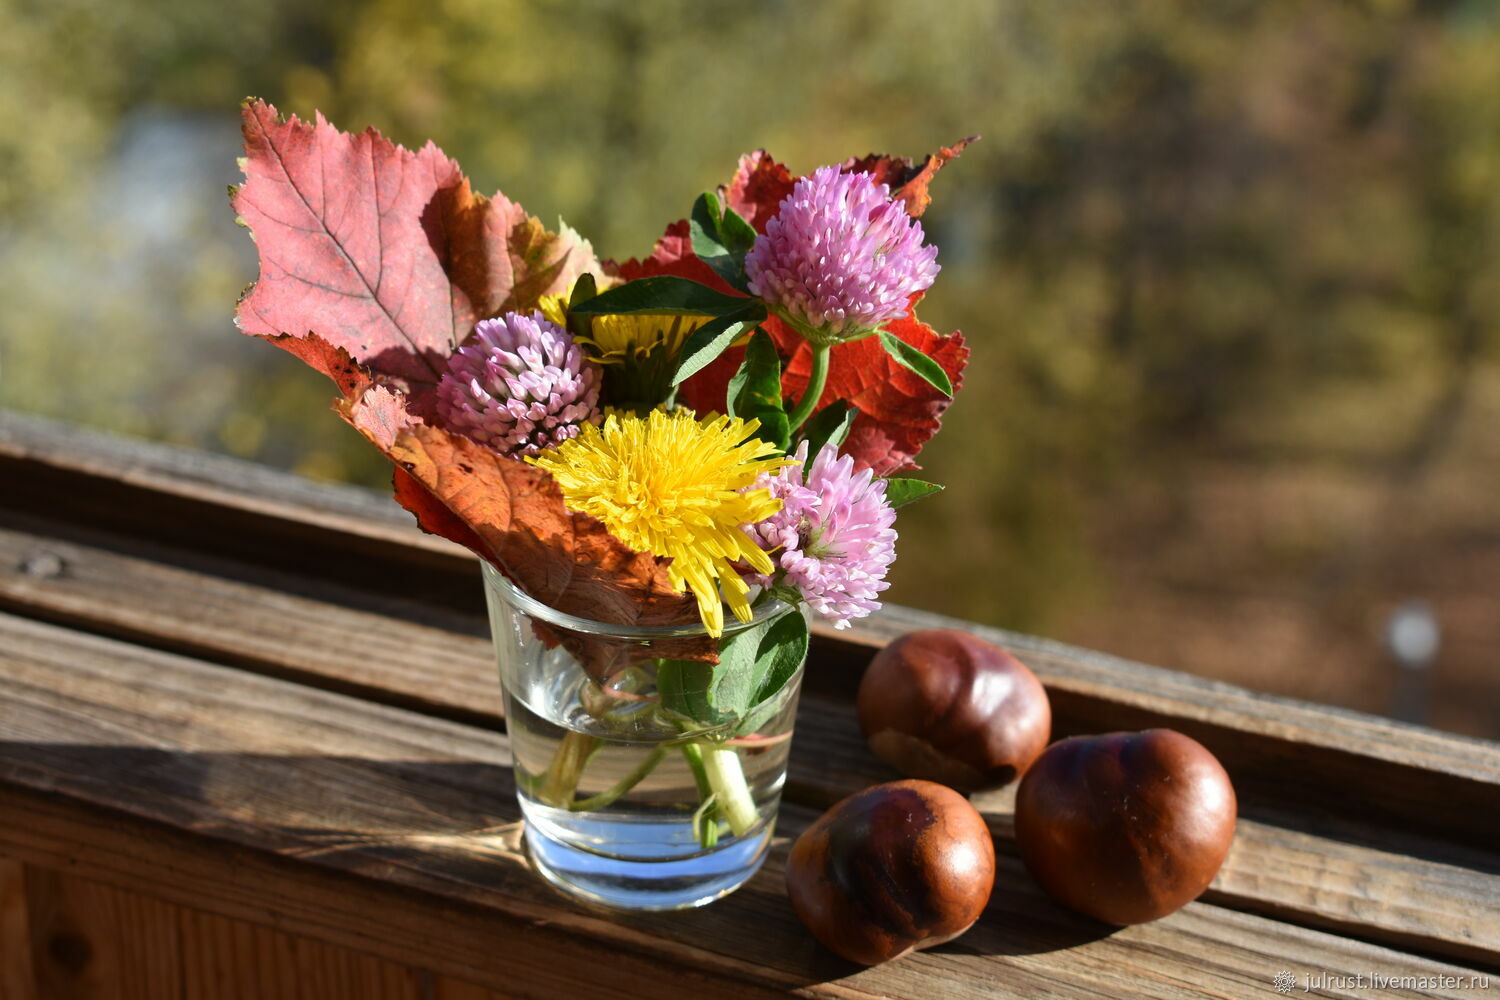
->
<box><xmin>568</xmin><ymin>745</ymin><xmax>668</xmax><ymax>812</ymax></box>
<box><xmin>700</xmin><ymin>744</ymin><xmax>758</xmax><ymax>837</ymax></box>
<box><xmin>537</xmin><ymin>730</ymin><xmax>598</xmax><ymax>808</ymax></box>
<box><xmin>680</xmin><ymin>742</ymin><xmax>721</xmax><ymax>847</ymax></box>
<box><xmin>680</xmin><ymin>742</ymin><xmax>714</xmax><ymax>800</ymax></box>
<box><xmin>691</xmin><ymin>793</ymin><xmax>720</xmax><ymax>849</ymax></box>
<box><xmin>785</xmin><ymin>342</ymin><xmax>831</xmax><ymax>431</ymax></box>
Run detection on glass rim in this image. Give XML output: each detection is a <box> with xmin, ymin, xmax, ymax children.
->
<box><xmin>480</xmin><ymin>560</ymin><xmax>794</xmax><ymax>638</ymax></box>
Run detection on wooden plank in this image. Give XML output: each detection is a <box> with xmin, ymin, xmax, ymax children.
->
<box><xmin>0</xmin><ymin>613</ymin><xmax>808</xmax><ymax>1000</ymax></box>
<box><xmin>22</xmin><ymin>866</ymin><xmax>132</xmax><ymax>1000</ymax></box>
<box><xmin>0</xmin><ymin>521</ymin><xmax>500</xmax><ymax>729</ymax></box>
<box><xmin>176</xmin><ymin>905</ymin><xmax>423</xmax><ymax>1000</ymax></box>
<box><xmin>8</xmin><ymin>493</ymin><xmax>1500</xmax><ymax>851</ymax></box>
<box><xmin>0</xmin><ymin>858</ymin><xmax>36</xmax><ymax>1000</ymax></box>
<box><xmin>3</xmin><ymin>519</ymin><xmax>1499</xmax><ymax>967</ymax></box>
<box><xmin>0</xmin><ymin>412</ymin><xmax>479</xmax><ymax>612</ymax></box>
<box><xmin>428</xmin><ymin>979</ymin><xmax>523</xmax><ymax>1000</ymax></box>
<box><xmin>0</xmin><ymin>613</ymin><xmax>1486</xmax><ymax>998</ymax></box>
<box><xmin>14</xmin><ymin>866</ymin><xmax>505</xmax><ymax>1000</ymax></box>
<box><xmin>970</xmin><ymin>787</ymin><xmax>1500</xmax><ymax>970</ymax></box>
<box><xmin>0</xmin><ymin>412</ymin><xmax>444</xmax><ymax>557</ymax></box>
<box><xmin>2</xmin><ymin>515</ymin><xmax>1500</xmax><ymax>971</ymax></box>
<box><xmin>7</xmin><ymin>410</ymin><xmax>1499</xmax><ymax>846</ymax></box>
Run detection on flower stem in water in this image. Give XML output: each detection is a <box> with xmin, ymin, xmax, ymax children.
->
<box><xmin>680</xmin><ymin>742</ymin><xmax>721</xmax><ymax>846</ymax></box>
<box><xmin>538</xmin><ymin>729</ymin><xmax>598</xmax><ymax>808</ymax></box>
<box><xmin>567</xmin><ymin>744</ymin><xmax>669</xmax><ymax>812</ymax></box>
<box><xmin>700</xmin><ymin>744</ymin><xmax>757</xmax><ymax>837</ymax></box>
<box><xmin>680</xmin><ymin>742</ymin><xmax>714</xmax><ymax>799</ymax></box>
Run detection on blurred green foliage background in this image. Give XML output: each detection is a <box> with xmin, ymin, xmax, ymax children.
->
<box><xmin>3</xmin><ymin>0</ymin><xmax>1497</xmax><ymax>735</ymax></box>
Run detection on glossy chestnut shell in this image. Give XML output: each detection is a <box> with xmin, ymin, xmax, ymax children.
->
<box><xmin>785</xmin><ymin>779</ymin><xmax>995</xmax><ymax>965</ymax></box>
<box><xmin>1014</xmin><ymin>729</ymin><xmax>1237</xmax><ymax>925</ymax></box>
<box><xmin>857</xmin><ymin>629</ymin><xmax>1051</xmax><ymax>791</ymax></box>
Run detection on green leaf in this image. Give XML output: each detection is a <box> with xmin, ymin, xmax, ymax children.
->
<box><xmin>727</xmin><ymin>330</ymin><xmax>790</xmax><ymax>450</ymax></box>
<box><xmin>656</xmin><ymin>659</ymin><xmax>720</xmax><ymax>728</ymax></box>
<box><xmin>690</xmin><ymin>192</ymin><xmax>757</xmax><ymax>294</ymax></box>
<box><xmin>735</xmin><ymin>611</ymin><xmax>810</xmax><ymax>736</ymax></box>
<box><xmin>882</xmin><ymin>478</ymin><xmax>945</xmax><ymax>508</ymax></box>
<box><xmin>750</xmin><ymin>611</ymin><xmax>808</xmax><ymax>706</ymax></box>
<box><xmin>671</xmin><ymin>302</ymin><xmax>766</xmax><ymax>385</ymax></box>
<box><xmin>798</xmin><ymin>400</ymin><xmax>857</xmax><ymax>458</ymax></box>
<box><xmin>878</xmin><ymin>329</ymin><xmax>953</xmax><ymax>396</ymax></box>
<box><xmin>563</xmin><ymin>272</ymin><xmax>598</xmax><ymax>339</ymax></box>
<box><xmin>567</xmin><ymin>271</ymin><xmax>597</xmax><ymax>308</ymax></box>
<box><xmin>711</xmin><ymin>608</ymin><xmax>808</xmax><ymax>725</ymax></box>
<box><xmin>570</xmin><ymin>275</ymin><xmax>750</xmax><ymax>317</ymax></box>
<box><xmin>702</xmin><ymin>622</ymin><xmax>765</xmax><ymax>725</ymax></box>
<box><xmin>659</xmin><ymin>609</ymin><xmax>808</xmax><ymax>731</ymax></box>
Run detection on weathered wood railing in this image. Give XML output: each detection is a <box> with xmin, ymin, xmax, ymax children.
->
<box><xmin>1</xmin><ymin>411</ymin><xmax>1497</xmax><ymax>999</ymax></box>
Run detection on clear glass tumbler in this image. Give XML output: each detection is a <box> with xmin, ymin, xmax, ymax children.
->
<box><xmin>481</xmin><ymin>562</ymin><xmax>805</xmax><ymax>910</ymax></box>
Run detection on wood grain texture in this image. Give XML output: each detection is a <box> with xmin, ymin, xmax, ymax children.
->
<box><xmin>0</xmin><ymin>520</ymin><xmax>499</xmax><ymax>728</ymax></box>
<box><xmin>13</xmin><ymin>865</ymin><xmax>515</xmax><ymax>1000</ymax></box>
<box><xmin>0</xmin><ymin>612</ymin><xmax>1489</xmax><ymax>999</ymax></box>
<box><xmin>7</xmin><ymin>410</ymin><xmax>1498</xmax><ymax>841</ymax></box>
<box><xmin>22</xmin><ymin>866</ymin><xmax>134</xmax><ymax>1000</ymax></box>
<box><xmin>2</xmin><ymin>512</ymin><xmax>1499</xmax><ymax>967</ymax></box>
<box><xmin>0</xmin><ymin>858</ymin><xmax>36</xmax><ymax>1000</ymax></box>
<box><xmin>175</xmin><ymin>905</ymin><xmax>422</xmax><ymax>1000</ymax></box>
<box><xmin>0</xmin><ymin>412</ymin><xmax>479</xmax><ymax>612</ymax></box>
<box><xmin>428</xmin><ymin>979</ymin><xmax>524</xmax><ymax>1000</ymax></box>
<box><xmin>2</xmin><ymin>515</ymin><xmax>1500</xmax><ymax>971</ymax></box>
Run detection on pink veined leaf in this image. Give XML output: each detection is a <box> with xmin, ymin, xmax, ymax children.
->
<box><xmin>233</xmin><ymin>104</ymin><xmax>708</xmax><ymax>650</ymax></box>
<box><xmin>232</xmin><ymin>98</ymin><xmax>601</xmax><ymax>408</ymax></box>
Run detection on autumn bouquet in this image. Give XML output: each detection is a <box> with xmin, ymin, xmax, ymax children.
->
<box><xmin>231</xmin><ymin>99</ymin><xmax>970</xmax><ymax>903</ymax></box>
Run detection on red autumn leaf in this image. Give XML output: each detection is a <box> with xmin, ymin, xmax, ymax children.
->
<box><xmin>843</xmin><ymin>136</ymin><xmax>978</xmax><ymax>218</ymax></box>
<box><xmin>259</xmin><ymin>331</ymin><xmax>422</xmax><ymax>451</ymax></box>
<box><xmin>235</xmin><ymin>102</ymin><xmax>651</xmax><ymax>597</ymax></box>
<box><xmin>256</xmin><ymin>332</ymin><xmax>374</xmax><ymax>399</ymax></box>
<box><xmin>678</xmin><ymin>306</ymin><xmax>968</xmax><ymax>475</ymax></box>
<box><xmin>255</xmin><ymin>331</ymin><xmax>487</xmax><ymax>557</ymax></box>
<box><xmin>232</xmin><ymin>99</ymin><xmax>599</xmax><ymax>409</ymax></box>
<box><xmin>719</xmin><ymin>151</ymin><xmax>796</xmax><ymax>231</ymax></box>
<box><xmin>779</xmin><ymin>310</ymin><xmax>969</xmax><ymax>476</ymax></box>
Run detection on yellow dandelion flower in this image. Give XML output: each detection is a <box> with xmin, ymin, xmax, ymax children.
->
<box><xmin>583</xmin><ymin>313</ymin><xmax>708</xmax><ymax>364</ymax></box>
<box><xmin>528</xmin><ymin>408</ymin><xmax>789</xmax><ymax>637</ymax></box>
<box><xmin>538</xmin><ymin>291</ymin><xmax>572</xmax><ymax>329</ymax></box>
<box><xmin>541</xmin><ymin>291</ymin><xmax>708</xmax><ymax>366</ymax></box>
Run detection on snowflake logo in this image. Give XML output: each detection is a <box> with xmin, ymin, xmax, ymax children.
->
<box><xmin>1272</xmin><ymin>970</ymin><xmax>1297</xmax><ymax>994</ymax></box>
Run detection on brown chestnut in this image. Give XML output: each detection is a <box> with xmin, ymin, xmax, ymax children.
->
<box><xmin>857</xmin><ymin>630</ymin><xmax>1051</xmax><ymax>791</ymax></box>
<box><xmin>785</xmin><ymin>779</ymin><xmax>995</xmax><ymax>965</ymax></box>
<box><xmin>1015</xmin><ymin>729</ymin><xmax>1236</xmax><ymax>925</ymax></box>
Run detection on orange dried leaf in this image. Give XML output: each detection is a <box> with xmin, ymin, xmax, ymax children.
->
<box><xmin>388</xmin><ymin>423</ymin><xmax>700</xmax><ymax>631</ymax></box>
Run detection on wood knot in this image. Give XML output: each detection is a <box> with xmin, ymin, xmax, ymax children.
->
<box><xmin>46</xmin><ymin>931</ymin><xmax>93</xmax><ymax>974</ymax></box>
<box><xmin>19</xmin><ymin>551</ymin><xmax>66</xmax><ymax>578</ymax></box>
